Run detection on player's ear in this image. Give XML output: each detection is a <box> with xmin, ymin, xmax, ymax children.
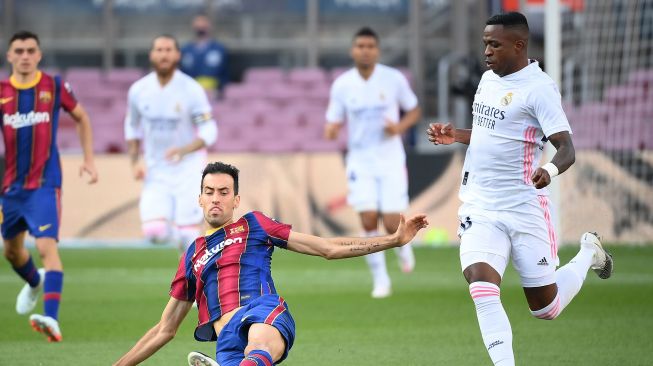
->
<box><xmin>233</xmin><ymin>194</ymin><xmax>240</xmax><ymax>209</ymax></box>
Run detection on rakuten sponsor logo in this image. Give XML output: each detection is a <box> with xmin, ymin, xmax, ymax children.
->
<box><xmin>3</xmin><ymin>111</ymin><xmax>50</xmax><ymax>129</ymax></box>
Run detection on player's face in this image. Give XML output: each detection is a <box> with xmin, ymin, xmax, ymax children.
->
<box><xmin>483</xmin><ymin>25</ymin><xmax>520</xmax><ymax>77</ymax></box>
<box><xmin>199</xmin><ymin>173</ymin><xmax>240</xmax><ymax>228</ymax></box>
<box><xmin>6</xmin><ymin>38</ymin><xmax>42</xmax><ymax>76</ymax></box>
<box><xmin>150</xmin><ymin>37</ymin><xmax>180</xmax><ymax>75</ymax></box>
<box><xmin>351</xmin><ymin>36</ymin><xmax>379</xmax><ymax>68</ymax></box>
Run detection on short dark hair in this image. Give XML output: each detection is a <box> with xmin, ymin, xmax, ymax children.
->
<box><xmin>151</xmin><ymin>34</ymin><xmax>180</xmax><ymax>51</ymax></box>
<box><xmin>201</xmin><ymin>162</ymin><xmax>240</xmax><ymax>194</ymax></box>
<box><xmin>9</xmin><ymin>30</ymin><xmax>40</xmax><ymax>47</ymax></box>
<box><xmin>353</xmin><ymin>27</ymin><xmax>379</xmax><ymax>44</ymax></box>
<box><xmin>486</xmin><ymin>12</ymin><xmax>529</xmax><ymax>33</ymax></box>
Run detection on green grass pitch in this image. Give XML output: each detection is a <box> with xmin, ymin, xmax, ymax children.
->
<box><xmin>1</xmin><ymin>245</ymin><xmax>651</xmax><ymax>365</ymax></box>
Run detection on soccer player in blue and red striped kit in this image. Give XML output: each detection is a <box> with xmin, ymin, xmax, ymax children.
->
<box><xmin>0</xmin><ymin>31</ymin><xmax>98</xmax><ymax>342</ymax></box>
<box><xmin>114</xmin><ymin>162</ymin><xmax>428</xmax><ymax>366</ymax></box>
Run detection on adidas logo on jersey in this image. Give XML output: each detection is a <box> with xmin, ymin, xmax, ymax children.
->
<box><xmin>537</xmin><ymin>257</ymin><xmax>549</xmax><ymax>266</ymax></box>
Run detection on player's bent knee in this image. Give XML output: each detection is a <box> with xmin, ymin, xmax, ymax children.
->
<box><xmin>530</xmin><ymin>295</ymin><xmax>562</xmax><ymax>320</ymax></box>
<box><xmin>245</xmin><ymin>324</ymin><xmax>286</xmax><ymax>362</ymax></box>
<box><xmin>142</xmin><ymin>220</ymin><xmax>170</xmax><ymax>243</ymax></box>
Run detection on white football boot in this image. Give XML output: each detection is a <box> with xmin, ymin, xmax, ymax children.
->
<box><xmin>16</xmin><ymin>268</ymin><xmax>45</xmax><ymax>315</ymax></box>
<box><xmin>580</xmin><ymin>232</ymin><xmax>613</xmax><ymax>279</ymax></box>
<box><xmin>29</xmin><ymin>314</ymin><xmax>63</xmax><ymax>342</ymax></box>
<box><xmin>188</xmin><ymin>351</ymin><xmax>220</xmax><ymax>366</ymax></box>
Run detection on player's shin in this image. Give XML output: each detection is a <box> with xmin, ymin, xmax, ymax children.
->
<box><xmin>534</xmin><ymin>246</ymin><xmax>593</xmax><ymax>319</ymax></box>
<box><xmin>44</xmin><ymin>270</ymin><xmax>63</xmax><ymax>320</ymax></box>
<box><xmin>175</xmin><ymin>225</ymin><xmax>201</xmax><ymax>253</ymax></box>
<box><xmin>469</xmin><ymin>282</ymin><xmax>515</xmax><ymax>366</ymax></box>
<box><xmin>240</xmin><ymin>349</ymin><xmax>273</xmax><ymax>366</ymax></box>
<box><xmin>12</xmin><ymin>255</ymin><xmax>41</xmax><ymax>287</ymax></box>
<box><xmin>363</xmin><ymin>230</ymin><xmax>391</xmax><ymax>297</ymax></box>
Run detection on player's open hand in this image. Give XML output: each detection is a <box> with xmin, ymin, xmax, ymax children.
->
<box><xmin>165</xmin><ymin>147</ymin><xmax>183</xmax><ymax>163</ymax></box>
<box><xmin>384</xmin><ymin>119</ymin><xmax>401</xmax><ymax>136</ymax></box>
<box><xmin>393</xmin><ymin>214</ymin><xmax>429</xmax><ymax>246</ymax></box>
<box><xmin>79</xmin><ymin>160</ymin><xmax>98</xmax><ymax>184</ymax></box>
<box><xmin>531</xmin><ymin>168</ymin><xmax>551</xmax><ymax>189</ymax></box>
<box><xmin>131</xmin><ymin>161</ymin><xmax>145</xmax><ymax>180</ymax></box>
<box><xmin>426</xmin><ymin>122</ymin><xmax>455</xmax><ymax>145</ymax></box>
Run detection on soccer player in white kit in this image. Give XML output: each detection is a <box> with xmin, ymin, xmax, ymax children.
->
<box><xmin>427</xmin><ymin>13</ymin><xmax>613</xmax><ymax>365</ymax></box>
<box><xmin>325</xmin><ymin>27</ymin><xmax>422</xmax><ymax>298</ymax></box>
<box><xmin>125</xmin><ymin>35</ymin><xmax>218</xmax><ymax>251</ymax></box>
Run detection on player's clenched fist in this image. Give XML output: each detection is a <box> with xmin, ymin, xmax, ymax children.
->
<box><xmin>531</xmin><ymin>168</ymin><xmax>551</xmax><ymax>189</ymax></box>
<box><xmin>426</xmin><ymin>122</ymin><xmax>455</xmax><ymax>145</ymax></box>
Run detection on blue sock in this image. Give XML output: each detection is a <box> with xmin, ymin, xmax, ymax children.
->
<box><xmin>12</xmin><ymin>256</ymin><xmax>40</xmax><ymax>287</ymax></box>
<box><xmin>43</xmin><ymin>271</ymin><xmax>63</xmax><ymax>320</ymax></box>
<box><xmin>240</xmin><ymin>349</ymin><xmax>274</xmax><ymax>366</ymax></box>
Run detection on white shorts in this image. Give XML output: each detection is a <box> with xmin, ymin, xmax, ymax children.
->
<box><xmin>345</xmin><ymin>162</ymin><xmax>408</xmax><ymax>213</ymax></box>
<box><xmin>458</xmin><ymin>196</ymin><xmax>559</xmax><ymax>288</ymax></box>
<box><xmin>140</xmin><ymin>171</ymin><xmax>203</xmax><ymax>227</ymax></box>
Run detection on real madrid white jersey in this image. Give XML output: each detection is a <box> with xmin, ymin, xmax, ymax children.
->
<box><xmin>326</xmin><ymin>64</ymin><xmax>418</xmax><ymax>168</ymax></box>
<box><xmin>460</xmin><ymin>61</ymin><xmax>572</xmax><ymax>209</ymax></box>
<box><xmin>124</xmin><ymin>70</ymin><xmax>213</xmax><ymax>178</ymax></box>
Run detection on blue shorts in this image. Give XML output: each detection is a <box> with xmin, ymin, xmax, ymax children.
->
<box><xmin>216</xmin><ymin>294</ymin><xmax>296</xmax><ymax>366</ymax></box>
<box><xmin>1</xmin><ymin>187</ymin><xmax>60</xmax><ymax>240</ymax></box>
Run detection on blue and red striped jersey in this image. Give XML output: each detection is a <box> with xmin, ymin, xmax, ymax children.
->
<box><xmin>0</xmin><ymin>71</ymin><xmax>78</xmax><ymax>192</ymax></box>
<box><xmin>170</xmin><ymin>211</ymin><xmax>292</xmax><ymax>341</ymax></box>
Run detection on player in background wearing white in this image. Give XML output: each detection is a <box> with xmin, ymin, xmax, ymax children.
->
<box><xmin>427</xmin><ymin>12</ymin><xmax>613</xmax><ymax>365</ymax></box>
<box><xmin>325</xmin><ymin>27</ymin><xmax>422</xmax><ymax>298</ymax></box>
<box><xmin>125</xmin><ymin>35</ymin><xmax>218</xmax><ymax>252</ymax></box>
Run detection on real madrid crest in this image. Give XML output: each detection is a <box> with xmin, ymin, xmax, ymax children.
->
<box><xmin>39</xmin><ymin>91</ymin><xmax>52</xmax><ymax>103</ymax></box>
<box><xmin>500</xmin><ymin>92</ymin><xmax>513</xmax><ymax>106</ymax></box>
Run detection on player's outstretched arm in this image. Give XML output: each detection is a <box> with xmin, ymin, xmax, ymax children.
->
<box><xmin>69</xmin><ymin>104</ymin><xmax>98</xmax><ymax>184</ymax></box>
<box><xmin>113</xmin><ymin>297</ymin><xmax>192</xmax><ymax>366</ymax></box>
<box><xmin>285</xmin><ymin>214</ymin><xmax>428</xmax><ymax>260</ymax></box>
<box><xmin>531</xmin><ymin>130</ymin><xmax>575</xmax><ymax>189</ymax></box>
<box><xmin>426</xmin><ymin>122</ymin><xmax>471</xmax><ymax>145</ymax></box>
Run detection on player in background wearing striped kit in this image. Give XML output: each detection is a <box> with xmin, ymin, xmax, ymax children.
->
<box><xmin>1</xmin><ymin>30</ymin><xmax>98</xmax><ymax>342</ymax></box>
<box><xmin>114</xmin><ymin>162</ymin><xmax>428</xmax><ymax>366</ymax></box>
<box><xmin>427</xmin><ymin>12</ymin><xmax>613</xmax><ymax>365</ymax></box>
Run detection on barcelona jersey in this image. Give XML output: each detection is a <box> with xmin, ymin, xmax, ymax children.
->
<box><xmin>0</xmin><ymin>71</ymin><xmax>78</xmax><ymax>192</ymax></box>
<box><xmin>170</xmin><ymin>211</ymin><xmax>292</xmax><ymax>341</ymax></box>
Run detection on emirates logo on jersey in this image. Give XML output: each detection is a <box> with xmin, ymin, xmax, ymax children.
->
<box><xmin>500</xmin><ymin>92</ymin><xmax>513</xmax><ymax>106</ymax></box>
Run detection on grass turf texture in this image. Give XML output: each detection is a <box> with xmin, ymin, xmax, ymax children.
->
<box><xmin>1</xmin><ymin>245</ymin><xmax>651</xmax><ymax>365</ymax></box>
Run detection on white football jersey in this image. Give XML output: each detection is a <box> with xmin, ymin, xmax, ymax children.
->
<box><xmin>326</xmin><ymin>64</ymin><xmax>418</xmax><ymax>168</ymax></box>
<box><xmin>124</xmin><ymin>70</ymin><xmax>212</xmax><ymax>178</ymax></box>
<box><xmin>460</xmin><ymin>61</ymin><xmax>572</xmax><ymax>209</ymax></box>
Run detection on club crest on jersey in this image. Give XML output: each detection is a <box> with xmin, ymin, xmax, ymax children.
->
<box><xmin>500</xmin><ymin>92</ymin><xmax>513</xmax><ymax>106</ymax></box>
<box><xmin>229</xmin><ymin>225</ymin><xmax>245</xmax><ymax>235</ymax></box>
<box><xmin>38</xmin><ymin>91</ymin><xmax>52</xmax><ymax>103</ymax></box>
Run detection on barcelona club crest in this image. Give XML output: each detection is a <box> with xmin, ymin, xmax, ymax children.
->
<box><xmin>38</xmin><ymin>91</ymin><xmax>52</xmax><ymax>103</ymax></box>
<box><xmin>229</xmin><ymin>225</ymin><xmax>245</xmax><ymax>235</ymax></box>
<box><xmin>500</xmin><ymin>92</ymin><xmax>513</xmax><ymax>106</ymax></box>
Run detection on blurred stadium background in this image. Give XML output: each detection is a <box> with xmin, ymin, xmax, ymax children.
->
<box><xmin>0</xmin><ymin>0</ymin><xmax>651</xmax><ymax>365</ymax></box>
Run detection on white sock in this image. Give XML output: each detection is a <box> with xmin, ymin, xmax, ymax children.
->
<box><xmin>469</xmin><ymin>282</ymin><xmax>514</xmax><ymax>366</ymax></box>
<box><xmin>175</xmin><ymin>225</ymin><xmax>201</xmax><ymax>253</ymax></box>
<box><xmin>364</xmin><ymin>230</ymin><xmax>390</xmax><ymax>289</ymax></box>
<box><xmin>539</xmin><ymin>245</ymin><xmax>595</xmax><ymax>317</ymax></box>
